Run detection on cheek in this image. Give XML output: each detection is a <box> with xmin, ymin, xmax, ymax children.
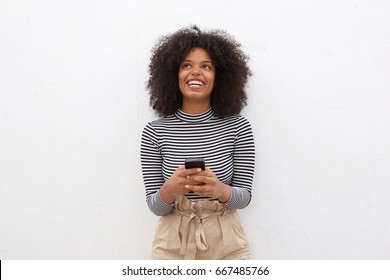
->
<box><xmin>178</xmin><ymin>76</ymin><xmax>187</xmax><ymax>94</ymax></box>
<box><xmin>208</xmin><ymin>71</ymin><xmax>215</xmax><ymax>82</ymax></box>
<box><xmin>178</xmin><ymin>75</ymin><xmax>185</xmax><ymax>88</ymax></box>
<box><xmin>178</xmin><ymin>70</ymin><xmax>189</xmax><ymax>83</ymax></box>
<box><xmin>178</xmin><ymin>72</ymin><xmax>183</xmax><ymax>82</ymax></box>
<box><xmin>208</xmin><ymin>74</ymin><xmax>216</xmax><ymax>89</ymax></box>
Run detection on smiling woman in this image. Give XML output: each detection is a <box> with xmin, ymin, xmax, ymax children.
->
<box><xmin>178</xmin><ymin>48</ymin><xmax>215</xmax><ymax>113</ymax></box>
<box><xmin>141</xmin><ymin>26</ymin><xmax>255</xmax><ymax>260</ymax></box>
<box><xmin>147</xmin><ymin>25</ymin><xmax>251</xmax><ymax>118</ymax></box>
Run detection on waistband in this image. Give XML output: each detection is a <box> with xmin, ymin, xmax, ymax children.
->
<box><xmin>172</xmin><ymin>196</ymin><xmax>236</xmax><ymax>259</ymax></box>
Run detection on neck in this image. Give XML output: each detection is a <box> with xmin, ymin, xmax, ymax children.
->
<box><xmin>181</xmin><ymin>100</ymin><xmax>211</xmax><ymax>114</ymax></box>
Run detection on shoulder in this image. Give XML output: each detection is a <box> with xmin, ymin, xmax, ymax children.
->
<box><xmin>235</xmin><ymin>114</ymin><xmax>252</xmax><ymax>125</ymax></box>
<box><xmin>147</xmin><ymin>114</ymin><xmax>177</xmax><ymax>128</ymax></box>
<box><xmin>221</xmin><ymin>115</ymin><xmax>253</xmax><ymax>138</ymax></box>
<box><xmin>142</xmin><ymin>114</ymin><xmax>177</xmax><ymax>137</ymax></box>
<box><xmin>142</xmin><ymin>114</ymin><xmax>175</xmax><ymax>130</ymax></box>
<box><xmin>216</xmin><ymin>114</ymin><xmax>253</xmax><ymax>128</ymax></box>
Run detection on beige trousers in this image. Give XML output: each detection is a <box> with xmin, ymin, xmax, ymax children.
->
<box><xmin>151</xmin><ymin>196</ymin><xmax>250</xmax><ymax>260</ymax></box>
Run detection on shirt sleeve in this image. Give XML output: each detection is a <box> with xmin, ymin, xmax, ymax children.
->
<box><xmin>224</xmin><ymin>116</ymin><xmax>255</xmax><ymax>209</ymax></box>
<box><xmin>140</xmin><ymin>123</ymin><xmax>173</xmax><ymax>216</ymax></box>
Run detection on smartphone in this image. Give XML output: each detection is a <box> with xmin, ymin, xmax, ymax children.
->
<box><xmin>184</xmin><ymin>158</ymin><xmax>205</xmax><ymax>170</ymax></box>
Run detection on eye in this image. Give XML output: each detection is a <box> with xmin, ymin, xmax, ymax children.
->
<box><xmin>202</xmin><ymin>64</ymin><xmax>212</xmax><ymax>70</ymax></box>
<box><xmin>182</xmin><ymin>63</ymin><xmax>191</xmax><ymax>69</ymax></box>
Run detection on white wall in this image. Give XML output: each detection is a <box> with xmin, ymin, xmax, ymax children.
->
<box><xmin>1</xmin><ymin>0</ymin><xmax>389</xmax><ymax>259</ymax></box>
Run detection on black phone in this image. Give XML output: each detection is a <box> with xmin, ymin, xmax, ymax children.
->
<box><xmin>184</xmin><ymin>158</ymin><xmax>205</xmax><ymax>170</ymax></box>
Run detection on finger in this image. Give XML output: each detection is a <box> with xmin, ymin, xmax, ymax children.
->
<box><xmin>184</xmin><ymin>184</ymin><xmax>206</xmax><ymax>192</ymax></box>
<box><xmin>194</xmin><ymin>167</ymin><xmax>214</xmax><ymax>176</ymax></box>
<box><xmin>191</xmin><ymin>184</ymin><xmax>211</xmax><ymax>192</ymax></box>
<box><xmin>181</xmin><ymin>168</ymin><xmax>203</xmax><ymax>177</ymax></box>
<box><xmin>183</xmin><ymin>177</ymin><xmax>203</xmax><ymax>186</ymax></box>
<box><xmin>177</xmin><ymin>165</ymin><xmax>185</xmax><ymax>170</ymax></box>
<box><xmin>191</xmin><ymin>186</ymin><xmax>212</xmax><ymax>197</ymax></box>
<box><xmin>203</xmin><ymin>167</ymin><xmax>213</xmax><ymax>174</ymax></box>
<box><xmin>185</xmin><ymin>185</ymin><xmax>201</xmax><ymax>196</ymax></box>
<box><xmin>187</xmin><ymin>174</ymin><xmax>212</xmax><ymax>184</ymax></box>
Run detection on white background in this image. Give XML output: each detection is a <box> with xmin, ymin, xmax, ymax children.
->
<box><xmin>1</xmin><ymin>0</ymin><xmax>389</xmax><ymax>259</ymax></box>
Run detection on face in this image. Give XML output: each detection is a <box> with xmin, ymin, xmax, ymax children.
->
<box><xmin>178</xmin><ymin>48</ymin><xmax>215</xmax><ymax>106</ymax></box>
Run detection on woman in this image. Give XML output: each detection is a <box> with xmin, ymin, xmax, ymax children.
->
<box><xmin>140</xmin><ymin>26</ymin><xmax>255</xmax><ymax>260</ymax></box>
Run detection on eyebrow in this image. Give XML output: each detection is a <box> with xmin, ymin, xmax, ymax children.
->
<box><xmin>182</xmin><ymin>59</ymin><xmax>213</xmax><ymax>64</ymax></box>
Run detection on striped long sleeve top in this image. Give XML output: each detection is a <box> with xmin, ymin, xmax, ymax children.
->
<box><xmin>140</xmin><ymin>108</ymin><xmax>255</xmax><ymax>216</ymax></box>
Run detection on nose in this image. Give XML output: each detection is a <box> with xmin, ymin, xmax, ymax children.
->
<box><xmin>191</xmin><ymin>65</ymin><xmax>201</xmax><ymax>76</ymax></box>
<box><xmin>191</xmin><ymin>68</ymin><xmax>200</xmax><ymax>76</ymax></box>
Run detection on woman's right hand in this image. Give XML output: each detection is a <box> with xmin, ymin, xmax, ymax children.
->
<box><xmin>159</xmin><ymin>165</ymin><xmax>203</xmax><ymax>204</ymax></box>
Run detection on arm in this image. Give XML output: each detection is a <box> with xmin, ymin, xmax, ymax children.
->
<box><xmin>224</xmin><ymin>116</ymin><xmax>255</xmax><ymax>209</ymax></box>
<box><xmin>140</xmin><ymin>123</ymin><xmax>201</xmax><ymax>215</ymax></box>
<box><xmin>140</xmin><ymin>123</ymin><xmax>173</xmax><ymax>216</ymax></box>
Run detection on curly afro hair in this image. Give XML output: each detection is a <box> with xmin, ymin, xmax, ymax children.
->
<box><xmin>147</xmin><ymin>25</ymin><xmax>252</xmax><ymax>118</ymax></box>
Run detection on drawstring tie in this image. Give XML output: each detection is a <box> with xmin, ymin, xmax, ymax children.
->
<box><xmin>175</xmin><ymin>201</ymin><xmax>231</xmax><ymax>260</ymax></box>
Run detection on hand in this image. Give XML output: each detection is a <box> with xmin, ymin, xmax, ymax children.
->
<box><xmin>184</xmin><ymin>168</ymin><xmax>232</xmax><ymax>202</ymax></box>
<box><xmin>159</xmin><ymin>166</ymin><xmax>204</xmax><ymax>204</ymax></box>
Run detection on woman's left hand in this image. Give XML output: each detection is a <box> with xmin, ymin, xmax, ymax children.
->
<box><xmin>184</xmin><ymin>168</ymin><xmax>232</xmax><ymax>202</ymax></box>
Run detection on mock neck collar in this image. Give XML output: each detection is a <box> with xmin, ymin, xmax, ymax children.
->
<box><xmin>174</xmin><ymin>107</ymin><xmax>214</xmax><ymax>123</ymax></box>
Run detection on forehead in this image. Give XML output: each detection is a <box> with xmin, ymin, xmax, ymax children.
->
<box><xmin>183</xmin><ymin>48</ymin><xmax>212</xmax><ymax>61</ymax></box>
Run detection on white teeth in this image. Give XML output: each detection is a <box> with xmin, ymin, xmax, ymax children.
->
<box><xmin>187</xmin><ymin>80</ymin><xmax>204</xmax><ymax>86</ymax></box>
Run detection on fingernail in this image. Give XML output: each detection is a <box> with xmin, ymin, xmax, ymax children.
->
<box><xmin>197</xmin><ymin>168</ymin><xmax>202</xmax><ymax>172</ymax></box>
<box><xmin>184</xmin><ymin>185</ymin><xmax>190</xmax><ymax>189</ymax></box>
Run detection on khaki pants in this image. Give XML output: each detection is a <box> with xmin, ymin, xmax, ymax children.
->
<box><xmin>151</xmin><ymin>196</ymin><xmax>250</xmax><ymax>260</ymax></box>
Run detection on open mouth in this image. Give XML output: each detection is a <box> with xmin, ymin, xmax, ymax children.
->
<box><xmin>186</xmin><ymin>79</ymin><xmax>205</xmax><ymax>88</ymax></box>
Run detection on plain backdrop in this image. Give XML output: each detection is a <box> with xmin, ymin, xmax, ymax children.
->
<box><xmin>1</xmin><ymin>0</ymin><xmax>390</xmax><ymax>259</ymax></box>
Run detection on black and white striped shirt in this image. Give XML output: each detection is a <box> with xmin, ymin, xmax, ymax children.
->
<box><xmin>140</xmin><ymin>108</ymin><xmax>255</xmax><ymax>216</ymax></box>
